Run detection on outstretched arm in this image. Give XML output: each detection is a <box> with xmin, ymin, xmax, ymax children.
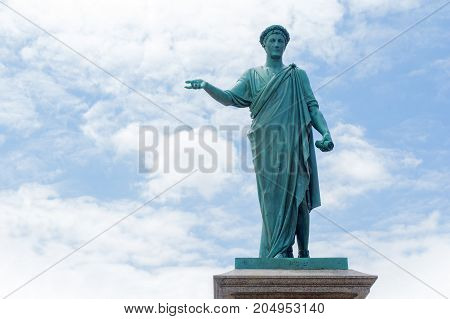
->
<box><xmin>185</xmin><ymin>79</ymin><xmax>233</xmax><ymax>106</ymax></box>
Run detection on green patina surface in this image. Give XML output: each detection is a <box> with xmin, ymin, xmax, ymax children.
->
<box><xmin>235</xmin><ymin>258</ymin><xmax>348</xmax><ymax>270</ymax></box>
<box><xmin>186</xmin><ymin>25</ymin><xmax>335</xmax><ymax>259</ymax></box>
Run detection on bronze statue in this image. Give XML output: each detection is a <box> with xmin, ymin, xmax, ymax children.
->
<box><xmin>186</xmin><ymin>25</ymin><xmax>334</xmax><ymax>258</ymax></box>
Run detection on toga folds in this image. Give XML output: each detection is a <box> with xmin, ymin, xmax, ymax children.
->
<box><xmin>224</xmin><ymin>63</ymin><xmax>321</xmax><ymax>258</ymax></box>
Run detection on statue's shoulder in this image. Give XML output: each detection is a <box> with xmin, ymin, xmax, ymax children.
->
<box><xmin>249</xmin><ymin>65</ymin><xmax>264</xmax><ymax>74</ymax></box>
<box><xmin>234</xmin><ymin>67</ymin><xmax>255</xmax><ymax>82</ymax></box>
<box><xmin>244</xmin><ymin>66</ymin><xmax>265</xmax><ymax>79</ymax></box>
<box><xmin>289</xmin><ymin>63</ymin><xmax>306</xmax><ymax>73</ymax></box>
<box><xmin>290</xmin><ymin>64</ymin><xmax>310</xmax><ymax>80</ymax></box>
<box><xmin>240</xmin><ymin>66</ymin><xmax>260</xmax><ymax>76</ymax></box>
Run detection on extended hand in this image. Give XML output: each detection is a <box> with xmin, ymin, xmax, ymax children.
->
<box><xmin>315</xmin><ymin>132</ymin><xmax>334</xmax><ymax>152</ymax></box>
<box><xmin>185</xmin><ymin>79</ymin><xmax>206</xmax><ymax>90</ymax></box>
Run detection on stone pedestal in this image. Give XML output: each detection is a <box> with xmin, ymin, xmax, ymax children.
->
<box><xmin>214</xmin><ymin>268</ymin><xmax>377</xmax><ymax>299</ymax></box>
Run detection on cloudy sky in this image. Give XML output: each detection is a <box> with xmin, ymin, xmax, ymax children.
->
<box><xmin>0</xmin><ymin>0</ymin><xmax>449</xmax><ymax>298</ymax></box>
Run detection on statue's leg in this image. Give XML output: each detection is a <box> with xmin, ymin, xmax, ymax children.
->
<box><xmin>297</xmin><ymin>200</ymin><xmax>310</xmax><ymax>258</ymax></box>
<box><xmin>285</xmin><ymin>245</ymin><xmax>294</xmax><ymax>258</ymax></box>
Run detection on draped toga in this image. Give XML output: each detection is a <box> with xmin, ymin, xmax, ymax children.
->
<box><xmin>224</xmin><ymin>63</ymin><xmax>321</xmax><ymax>258</ymax></box>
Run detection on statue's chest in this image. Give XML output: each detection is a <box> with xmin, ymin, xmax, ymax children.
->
<box><xmin>250</xmin><ymin>68</ymin><xmax>275</xmax><ymax>97</ymax></box>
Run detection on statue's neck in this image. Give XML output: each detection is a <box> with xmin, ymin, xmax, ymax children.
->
<box><xmin>265</xmin><ymin>55</ymin><xmax>285</xmax><ymax>70</ymax></box>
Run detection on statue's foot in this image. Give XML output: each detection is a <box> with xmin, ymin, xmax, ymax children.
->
<box><xmin>274</xmin><ymin>249</ymin><xmax>294</xmax><ymax>258</ymax></box>
<box><xmin>298</xmin><ymin>249</ymin><xmax>310</xmax><ymax>258</ymax></box>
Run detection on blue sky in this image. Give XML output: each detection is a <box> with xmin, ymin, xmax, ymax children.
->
<box><xmin>0</xmin><ymin>0</ymin><xmax>449</xmax><ymax>298</ymax></box>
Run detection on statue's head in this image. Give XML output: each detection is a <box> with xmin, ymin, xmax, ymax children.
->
<box><xmin>260</xmin><ymin>25</ymin><xmax>290</xmax><ymax>59</ymax></box>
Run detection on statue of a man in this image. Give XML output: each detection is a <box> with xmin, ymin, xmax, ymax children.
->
<box><xmin>185</xmin><ymin>25</ymin><xmax>334</xmax><ymax>258</ymax></box>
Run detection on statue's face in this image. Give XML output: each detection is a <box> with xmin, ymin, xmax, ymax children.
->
<box><xmin>263</xmin><ymin>32</ymin><xmax>286</xmax><ymax>59</ymax></box>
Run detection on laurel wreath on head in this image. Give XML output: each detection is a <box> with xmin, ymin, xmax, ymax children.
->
<box><xmin>259</xmin><ymin>25</ymin><xmax>290</xmax><ymax>47</ymax></box>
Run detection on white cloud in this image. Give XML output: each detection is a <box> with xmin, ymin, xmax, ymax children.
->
<box><xmin>138</xmin><ymin>125</ymin><xmax>243</xmax><ymax>202</ymax></box>
<box><xmin>346</xmin><ymin>0</ymin><xmax>421</xmax><ymax>16</ymax></box>
<box><xmin>3</xmin><ymin>0</ymin><xmax>423</xmax><ymax>141</ymax></box>
<box><xmin>312</xmin><ymin>210</ymin><xmax>450</xmax><ymax>298</ymax></box>
<box><xmin>319</xmin><ymin>124</ymin><xmax>382</xmax><ymax>199</ymax></box>
<box><xmin>0</xmin><ymin>65</ymin><xmax>89</xmax><ymax>137</ymax></box>
<box><xmin>1</xmin><ymin>182</ymin><xmax>448</xmax><ymax>298</ymax></box>
<box><xmin>0</xmin><ymin>77</ymin><xmax>40</xmax><ymax>133</ymax></box>
<box><xmin>0</xmin><ymin>150</ymin><xmax>64</xmax><ymax>188</ymax></box>
<box><xmin>0</xmin><ymin>0</ymin><xmax>433</xmax><ymax>186</ymax></box>
<box><xmin>111</xmin><ymin>122</ymin><xmax>141</xmax><ymax>155</ymax></box>
<box><xmin>0</xmin><ymin>182</ymin><xmax>257</xmax><ymax>298</ymax></box>
<box><xmin>398</xmin><ymin>170</ymin><xmax>450</xmax><ymax>192</ymax></box>
<box><xmin>318</xmin><ymin>123</ymin><xmax>423</xmax><ymax>208</ymax></box>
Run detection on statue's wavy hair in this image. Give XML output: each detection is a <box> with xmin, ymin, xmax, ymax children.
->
<box><xmin>259</xmin><ymin>25</ymin><xmax>290</xmax><ymax>47</ymax></box>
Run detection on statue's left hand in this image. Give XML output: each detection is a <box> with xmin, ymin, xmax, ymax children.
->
<box><xmin>315</xmin><ymin>132</ymin><xmax>334</xmax><ymax>152</ymax></box>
